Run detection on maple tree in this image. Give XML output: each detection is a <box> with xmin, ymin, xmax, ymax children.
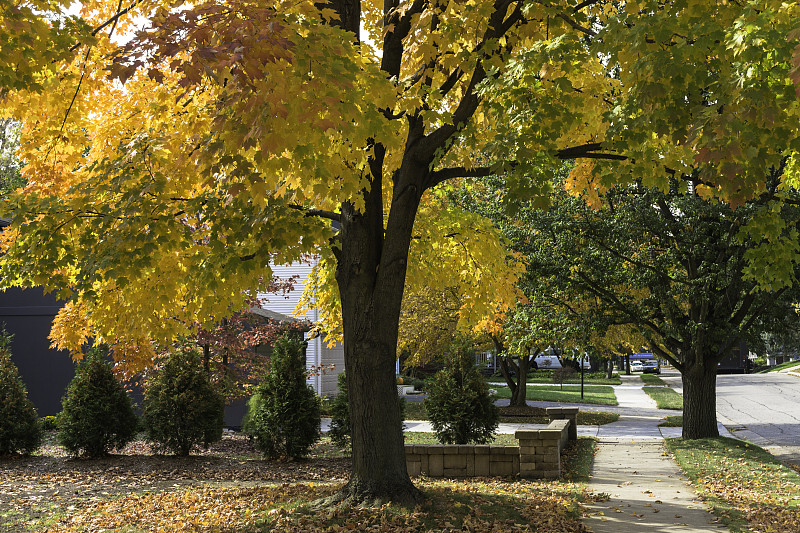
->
<box><xmin>2</xmin><ymin>0</ymin><xmax>800</xmax><ymax>505</ymax></box>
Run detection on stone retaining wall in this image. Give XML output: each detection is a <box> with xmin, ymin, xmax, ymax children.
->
<box><xmin>405</xmin><ymin>407</ymin><xmax>579</xmax><ymax>479</ymax></box>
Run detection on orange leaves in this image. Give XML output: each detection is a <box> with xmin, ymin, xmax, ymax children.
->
<box><xmin>111</xmin><ymin>1</ymin><xmax>293</xmax><ymax>91</ymax></box>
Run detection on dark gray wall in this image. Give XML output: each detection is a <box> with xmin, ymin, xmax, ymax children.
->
<box><xmin>0</xmin><ymin>287</ymin><xmax>249</xmax><ymax>426</ymax></box>
<box><xmin>0</xmin><ymin>287</ymin><xmax>73</xmax><ymax>417</ymax></box>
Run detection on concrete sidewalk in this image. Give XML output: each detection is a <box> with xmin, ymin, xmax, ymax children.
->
<box><xmin>582</xmin><ymin>375</ymin><xmax>729</xmax><ymax>532</ymax></box>
<box><xmin>324</xmin><ymin>375</ymin><xmax>731</xmax><ymax>531</ymax></box>
<box><xmin>583</xmin><ymin>436</ymin><xmax>727</xmax><ymax>532</ymax></box>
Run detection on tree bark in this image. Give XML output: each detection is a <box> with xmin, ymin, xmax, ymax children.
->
<box><xmin>681</xmin><ymin>357</ymin><xmax>720</xmax><ymax>439</ymax></box>
<box><xmin>510</xmin><ymin>355</ymin><xmax>530</xmax><ymax>407</ymax></box>
<box><xmin>325</xmin><ymin>157</ymin><xmax>426</xmax><ymax>506</ymax></box>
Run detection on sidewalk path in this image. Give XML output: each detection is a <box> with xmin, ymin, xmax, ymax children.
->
<box><xmin>323</xmin><ymin>374</ymin><xmax>732</xmax><ymax>531</ymax></box>
<box><xmin>583</xmin><ymin>375</ymin><xmax>729</xmax><ymax>532</ymax></box>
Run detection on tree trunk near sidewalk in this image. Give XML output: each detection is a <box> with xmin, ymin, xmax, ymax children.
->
<box><xmin>324</xmin><ymin>158</ymin><xmax>426</xmax><ymax>507</ymax></box>
<box><xmin>681</xmin><ymin>359</ymin><xmax>720</xmax><ymax>439</ymax></box>
<box><xmin>606</xmin><ymin>358</ymin><xmax>614</xmax><ymax>379</ymax></box>
<box><xmin>509</xmin><ymin>355</ymin><xmax>531</xmax><ymax>407</ymax></box>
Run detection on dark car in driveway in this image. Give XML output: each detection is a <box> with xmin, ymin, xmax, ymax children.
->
<box><xmin>641</xmin><ymin>359</ymin><xmax>661</xmax><ymax>374</ymax></box>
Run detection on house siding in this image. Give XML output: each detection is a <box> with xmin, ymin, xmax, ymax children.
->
<box><xmin>265</xmin><ymin>261</ymin><xmax>344</xmax><ymax>397</ymax></box>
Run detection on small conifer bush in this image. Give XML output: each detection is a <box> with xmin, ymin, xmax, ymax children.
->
<box><xmin>327</xmin><ymin>372</ymin><xmax>351</xmax><ymax>449</ymax></box>
<box><xmin>243</xmin><ymin>333</ymin><xmax>320</xmax><ymax>459</ymax></box>
<box><xmin>425</xmin><ymin>336</ymin><xmax>499</xmax><ymax>445</ymax></box>
<box><xmin>59</xmin><ymin>346</ymin><xmax>138</xmax><ymax>457</ymax></box>
<box><xmin>143</xmin><ymin>346</ymin><xmax>224</xmax><ymax>455</ymax></box>
<box><xmin>0</xmin><ymin>328</ymin><xmax>41</xmax><ymax>455</ymax></box>
<box><xmin>327</xmin><ymin>371</ymin><xmax>406</xmax><ymax>450</ymax></box>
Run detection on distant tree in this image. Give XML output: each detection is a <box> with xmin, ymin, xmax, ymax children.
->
<box><xmin>0</xmin><ymin>328</ymin><xmax>41</xmax><ymax>455</ymax></box>
<box><xmin>524</xmin><ymin>174</ymin><xmax>800</xmax><ymax>438</ymax></box>
<box><xmin>193</xmin><ymin>294</ymin><xmax>312</xmax><ymax>401</ymax></box>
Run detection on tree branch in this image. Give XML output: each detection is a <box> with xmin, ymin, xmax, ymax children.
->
<box><xmin>556</xmin><ymin>13</ymin><xmax>597</xmax><ymax>37</ymax></box>
<box><xmin>288</xmin><ymin>204</ymin><xmax>341</xmax><ymax>222</ymax></box>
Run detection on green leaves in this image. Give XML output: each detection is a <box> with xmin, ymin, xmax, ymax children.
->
<box><xmin>0</xmin><ymin>0</ymin><xmax>92</xmax><ymax>93</ymax></box>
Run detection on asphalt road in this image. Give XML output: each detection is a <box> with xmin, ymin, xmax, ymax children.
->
<box><xmin>662</xmin><ymin>370</ymin><xmax>800</xmax><ymax>466</ymax></box>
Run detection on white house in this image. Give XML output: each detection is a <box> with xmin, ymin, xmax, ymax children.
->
<box><xmin>262</xmin><ymin>261</ymin><xmax>344</xmax><ymax>397</ymax></box>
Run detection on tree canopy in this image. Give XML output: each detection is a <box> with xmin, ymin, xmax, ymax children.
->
<box><xmin>519</xmin><ymin>173</ymin><xmax>800</xmax><ymax>437</ymax></box>
<box><xmin>2</xmin><ymin>0</ymin><xmax>799</xmax><ymax>504</ymax></box>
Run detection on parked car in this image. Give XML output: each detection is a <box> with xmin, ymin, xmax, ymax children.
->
<box><xmin>641</xmin><ymin>359</ymin><xmax>661</xmax><ymax>374</ymax></box>
<box><xmin>630</xmin><ymin>360</ymin><xmax>644</xmax><ymax>372</ymax></box>
<box><xmin>532</xmin><ymin>355</ymin><xmax>562</xmax><ymax>369</ymax></box>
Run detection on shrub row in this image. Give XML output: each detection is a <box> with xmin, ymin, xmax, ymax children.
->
<box><xmin>4</xmin><ymin>329</ymin><xmax>497</xmax><ymax>458</ymax></box>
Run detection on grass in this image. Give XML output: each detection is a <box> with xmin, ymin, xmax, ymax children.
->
<box><xmin>257</xmin><ymin>437</ymin><xmax>600</xmax><ymax>532</ymax></box>
<box><xmin>498</xmin><ymin>405</ymin><xmax>620</xmax><ymax>426</ymax></box>
<box><xmin>659</xmin><ymin>415</ymin><xmax>683</xmax><ymax>427</ymax></box>
<box><xmin>642</xmin><ymin>385</ymin><xmax>683</xmax><ymax>409</ymax></box>
<box><xmin>758</xmin><ymin>360</ymin><xmax>800</xmax><ymax>373</ymax></box>
<box><xmin>578</xmin><ymin>411</ymin><xmax>620</xmax><ymax>425</ymax></box>
<box><xmin>639</xmin><ymin>373</ymin><xmax>666</xmax><ymax>385</ymax></box>
<box><xmin>403</xmin><ymin>431</ymin><xmax>518</xmax><ymax>446</ymax></box>
<box><xmin>666</xmin><ymin>437</ymin><xmax>800</xmax><ymax>532</ymax></box>
<box><xmin>493</xmin><ymin>384</ymin><xmax>618</xmax><ymax>406</ymax></box>
<box><xmin>514</xmin><ymin>370</ymin><xmax>622</xmax><ymax>385</ymax></box>
<box><xmin>403</xmin><ymin>400</ymin><xmax>427</xmax><ymax>420</ymax></box>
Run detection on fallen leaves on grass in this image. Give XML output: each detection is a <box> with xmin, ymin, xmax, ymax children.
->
<box><xmin>667</xmin><ymin>437</ymin><xmax>800</xmax><ymax>533</ymax></box>
<box><xmin>47</xmin><ymin>483</ymin><xmax>338</xmax><ymax>532</ymax></box>
<box><xmin>1</xmin><ymin>436</ymin><xmax>598</xmax><ymax>532</ymax></box>
<box><xmin>43</xmin><ymin>479</ymin><xmax>596</xmax><ymax>532</ymax></box>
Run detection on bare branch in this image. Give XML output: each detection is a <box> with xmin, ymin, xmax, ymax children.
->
<box><xmin>573</xmin><ymin>0</ymin><xmax>603</xmax><ymax>11</ymax></box>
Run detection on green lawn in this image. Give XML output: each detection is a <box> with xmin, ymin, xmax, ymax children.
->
<box><xmin>639</xmin><ymin>373</ymin><xmax>666</xmax><ymax>385</ymax></box>
<box><xmin>758</xmin><ymin>360</ymin><xmax>800</xmax><ymax>373</ymax></box>
<box><xmin>403</xmin><ymin>431</ymin><xmax>518</xmax><ymax>446</ymax></box>
<box><xmin>666</xmin><ymin>437</ymin><xmax>800</xmax><ymax>532</ymax></box>
<box><xmin>642</xmin><ymin>386</ymin><xmax>683</xmax><ymax>409</ymax></box>
<box><xmin>658</xmin><ymin>415</ymin><xmax>683</xmax><ymax>427</ymax></box>
<box><xmin>517</xmin><ymin>371</ymin><xmax>622</xmax><ymax>385</ymax></box>
<box><xmin>493</xmin><ymin>384</ymin><xmax>617</xmax><ymax>406</ymax></box>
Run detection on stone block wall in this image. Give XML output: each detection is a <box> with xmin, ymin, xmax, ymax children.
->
<box><xmin>405</xmin><ymin>445</ymin><xmax>520</xmax><ymax>477</ymax></box>
<box><xmin>405</xmin><ymin>407</ymin><xmax>578</xmax><ymax>479</ymax></box>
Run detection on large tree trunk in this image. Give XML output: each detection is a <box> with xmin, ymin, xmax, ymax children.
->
<box><xmin>326</xmin><ymin>158</ymin><xmax>426</xmax><ymax>506</ymax></box>
<box><xmin>681</xmin><ymin>358</ymin><xmax>719</xmax><ymax>439</ymax></box>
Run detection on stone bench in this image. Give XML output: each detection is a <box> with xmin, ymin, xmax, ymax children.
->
<box><xmin>405</xmin><ymin>406</ymin><xmax>578</xmax><ymax>479</ymax></box>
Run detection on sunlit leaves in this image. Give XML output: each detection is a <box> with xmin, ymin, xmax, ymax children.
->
<box><xmin>740</xmin><ymin>201</ymin><xmax>800</xmax><ymax>292</ymax></box>
<box><xmin>0</xmin><ymin>0</ymin><xmax>92</xmax><ymax>94</ymax></box>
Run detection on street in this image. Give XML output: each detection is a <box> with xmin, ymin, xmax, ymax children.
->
<box><xmin>662</xmin><ymin>370</ymin><xmax>800</xmax><ymax>466</ymax></box>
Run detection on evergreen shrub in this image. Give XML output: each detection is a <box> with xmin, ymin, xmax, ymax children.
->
<box><xmin>243</xmin><ymin>333</ymin><xmax>320</xmax><ymax>459</ymax></box>
<box><xmin>143</xmin><ymin>346</ymin><xmax>224</xmax><ymax>455</ymax></box>
<box><xmin>40</xmin><ymin>416</ymin><xmax>58</xmax><ymax>431</ymax></box>
<box><xmin>0</xmin><ymin>328</ymin><xmax>41</xmax><ymax>455</ymax></box>
<box><xmin>58</xmin><ymin>346</ymin><xmax>138</xmax><ymax>457</ymax></box>
<box><xmin>425</xmin><ymin>336</ymin><xmax>499</xmax><ymax>445</ymax></box>
<box><xmin>328</xmin><ymin>371</ymin><xmax>406</xmax><ymax>450</ymax></box>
